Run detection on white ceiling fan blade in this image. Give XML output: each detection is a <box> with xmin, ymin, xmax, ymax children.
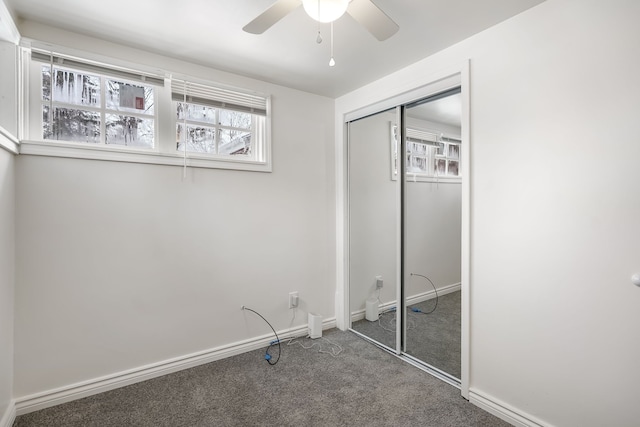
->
<box><xmin>347</xmin><ymin>0</ymin><xmax>399</xmax><ymax>41</ymax></box>
<box><xmin>243</xmin><ymin>0</ymin><xmax>301</xmax><ymax>34</ymax></box>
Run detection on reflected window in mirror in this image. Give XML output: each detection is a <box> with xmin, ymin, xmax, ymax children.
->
<box><xmin>390</xmin><ymin>124</ymin><xmax>461</xmax><ymax>182</ymax></box>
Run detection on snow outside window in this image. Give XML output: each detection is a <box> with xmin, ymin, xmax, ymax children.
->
<box><xmin>172</xmin><ymin>80</ymin><xmax>268</xmax><ymax>164</ymax></box>
<box><xmin>24</xmin><ymin>48</ymin><xmax>272</xmax><ymax>172</ymax></box>
<box><xmin>40</xmin><ymin>63</ymin><xmax>156</xmax><ymax>148</ymax></box>
<box><xmin>176</xmin><ymin>102</ymin><xmax>253</xmax><ymax>156</ymax></box>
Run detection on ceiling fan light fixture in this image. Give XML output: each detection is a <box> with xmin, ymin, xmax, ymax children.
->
<box><xmin>302</xmin><ymin>0</ymin><xmax>349</xmax><ymax>23</ymax></box>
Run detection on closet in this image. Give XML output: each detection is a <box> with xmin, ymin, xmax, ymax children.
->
<box><xmin>347</xmin><ymin>88</ymin><xmax>463</xmax><ymax>386</ymax></box>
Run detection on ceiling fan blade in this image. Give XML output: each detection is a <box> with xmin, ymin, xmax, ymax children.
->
<box><xmin>243</xmin><ymin>0</ymin><xmax>301</xmax><ymax>34</ymax></box>
<box><xmin>347</xmin><ymin>0</ymin><xmax>399</xmax><ymax>41</ymax></box>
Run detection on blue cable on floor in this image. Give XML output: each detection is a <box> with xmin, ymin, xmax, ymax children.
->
<box><xmin>241</xmin><ymin>306</ymin><xmax>281</xmax><ymax>365</ymax></box>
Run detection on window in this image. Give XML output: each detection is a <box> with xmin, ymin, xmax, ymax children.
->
<box><xmin>391</xmin><ymin>124</ymin><xmax>461</xmax><ymax>181</ymax></box>
<box><xmin>406</xmin><ymin>138</ymin><xmax>429</xmax><ymax>174</ymax></box>
<box><xmin>34</xmin><ymin>52</ymin><xmax>158</xmax><ymax>149</ymax></box>
<box><xmin>172</xmin><ymin>80</ymin><xmax>268</xmax><ymax>164</ymax></box>
<box><xmin>24</xmin><ymin>48</ymin><xmax>272</xmax><ymax>172</ymax></box>
<box><xmin>176</xmin><ymin>103</ymin><xmax>253</xmax><ymax>155</ymax></box>
<box><xmin>438</xmin><ymin>137</ymin><xmax>461</xmax><ymax>177</ymax></box>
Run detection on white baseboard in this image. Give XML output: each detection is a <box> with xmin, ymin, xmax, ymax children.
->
<box><xmin>350</xmin><ymin>309</ymin><xmax>365</xmax><ymax>323</ymax></box>
<box><xmin>350</xmin><ymin>282</ymin><xmax>461</xmax><ymax>322</ymax></box>
<box><xmin>15</xmin><ymin>317</ymin><xmax>336</xmax><ymax>416</ymax></box>
<box><xmin>407</xmin><ymin>282</ymin><xmax>461</xmax><ymax>306</ymax></box>
<box><xmin>469</xmin><ymin>390</ymin><xmax>552</xmax><ymax>427</ymax></box>
<box><xmin>0</xmin><ymin>400</ymin><xmax>16</xmax><ymax>427</ymax></box>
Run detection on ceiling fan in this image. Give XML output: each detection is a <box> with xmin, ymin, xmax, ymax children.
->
<box><xmin>243</xmin><ymin>0</ymin><xmax>399</xmax><ymax>41</ymax></box>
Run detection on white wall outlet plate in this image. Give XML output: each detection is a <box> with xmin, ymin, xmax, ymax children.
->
<box><xmin>376</xmin><ymin>276</ymin><xmax>383</xmax><ymax>289</ymax></box>
<box><xmin>289</xmin><ymin>291</ymin><xmax>299</xmax><ymax>308</ymax></box>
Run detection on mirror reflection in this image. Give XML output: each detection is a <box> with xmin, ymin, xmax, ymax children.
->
<box><xmin>404</xmin><ymin>92</ymin><xmax>462</xmax><ymax>379</ymax></box>
<box><xmin>349</xmin><ymin>108</ymin><xmax>399</xmax><ymax>351</ymax></box>
<box><xmin>348</xmin><ymin>91</ymin><xmax>462</xmax><ymax>381</ymax></box>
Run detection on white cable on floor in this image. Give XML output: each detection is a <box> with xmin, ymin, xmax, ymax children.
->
<box><xmin>285</xmin><ymin>336</ymin><xmax>343</xmax><ymax>357</ymax></box>
<box><xmin>378</xmin><ymin>309</ymin><xmax>416</xmax><ymax>332</ymax></box>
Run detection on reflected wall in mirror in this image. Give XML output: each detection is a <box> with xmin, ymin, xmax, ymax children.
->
<box><xmin>348</xmin><ymin>108</ymin><xmax>399</xmax><ymax>351</ymax></box>
<box><xmin>404</xmin><ymin>92</ymin><xmax>462</xmax><ymax>379</ymax></box>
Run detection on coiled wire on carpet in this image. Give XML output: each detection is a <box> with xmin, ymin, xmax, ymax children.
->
<box><xmin>378</xmin><ymin>307</ymin><xmax>417</xmax><ymax>332</ymax></box>
<box><xmin>284</xmin><ymin>336</ymin><xmax>343</xmax><ymax>357</ymax></box>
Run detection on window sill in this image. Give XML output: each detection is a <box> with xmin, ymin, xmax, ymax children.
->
<box><xmin>393</xmin><ymin>172</ymin><xmax>461</xmax><ymax>183</ymax></box>
<box><xmin>405</xmin><ymin>174</ymin><xmax>461</xmax><ymax>184</ymax></box>
<box><xmin>19</xmin><ymin>140</ymin><xmax>272</xmax><ymax>172</ymax></box>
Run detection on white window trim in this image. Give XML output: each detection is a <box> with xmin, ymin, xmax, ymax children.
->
<box><xmin>18</xmin><ymin>139</ymin><xmax>272</xmax><ymax>172</ymax></box>
<box><xmin>0</xmin><ymin>124</ymin><xmax>19</xmax><ymax>154</ymax></box>
<box><xmin>20</xmin><ymin>45</ymin><xmax>273</xmax><ymax>173</ymax></box>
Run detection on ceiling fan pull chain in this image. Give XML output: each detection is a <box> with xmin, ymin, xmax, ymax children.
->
<box><xmin>316</xmin><ymin>1</ymin><xmax>323</xmax><ymax>43</ymax></box>
<box><xmin>329</xmin><ymin>21</ymin><xmax>336</xmax><ymax>67</ymax></box>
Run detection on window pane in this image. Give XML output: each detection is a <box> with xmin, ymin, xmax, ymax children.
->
<box><xmin>219</xmin><ymin>129</ymin><xmax>251</xmax><ymax>155</ymax></box>
<box><xmin>45</xmin><ymin>67</ymin><xmax>100</xmax><ymax>106</ymax></box>
<box><xmin>176</xmin><ymin>123</ymin><xmax>216</xmax><ymax>153</ymax></box>
<box><xmin>408</xmin><ymin>141</ymin><xmax>427</xmax><ymax>155</ymax></box>
<box><xmin>106</xmin><ymin>114</ymin><xmax>154</xmax><ymax>148</ymax></box>
<box><xmin>448</xmin><ymin>144</ymin><xmax>460</xmax><ymax>160</ymax></box>
<box><xmin>447</xmin><ymin>160</ymin><xmax>459</xmax><ymax>176</ymax></box>
<box><xmin>436</xmin><ymin>158</ymin><xmax>446</xmax><ymax>175</ymax></box>
<box><xmin>42</xmin><ymin>66</ymin><xmax>51</xmax><ymax>102</ymax></box>
<box><xmin>44</xmin><ymin>106</ymin><xmax>100</xmax><ymax>143</ymax></box>
<box><xmin>408</xmin><ymin>155</ymin><xmax>428</xmax><ymax>174</ymax></box>
<box><xmin>177</xmin><ymin>102</ymin><xmax>216</xmax><ymax>124</ymax></box>
<box><xmin>42</xmin><ymin>105</ymin><xmax>51</xmax><ymax>139</ymax></box>
<box><xmin>105</xmin><ymin>80</ymin><xmax>154</xmax><ymax>115</ymax></box>
<box><xmin>219</xmin><ymin>109</ymin><xmax>251</xmax><ymax>129</ymax></box>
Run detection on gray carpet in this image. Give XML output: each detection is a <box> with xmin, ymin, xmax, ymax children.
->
<box><xmin>351</xmin><ymin>291</ymin><xmax>461</xmax><ymax>379</ymax></box>
<box><xmin>351</xmin><ymin>307</ymin><xmax>397</xmax><ymax>350</ymax></box>
<box><xmin>406</xmin><ymin>291</ymin><xmax>461</xmax><ymax>378</ymax></box>
<box><xmin>14</xmin><ymin>328</ymin><xmax>507</xmax><ymax>427</ymax></box>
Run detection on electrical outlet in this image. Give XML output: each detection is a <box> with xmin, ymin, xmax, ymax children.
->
<box><xmin>376</xmin><ymin>276</ymin><xmax>383</xmax><ymax>289</ymax></box>
<box><xmin>289</xmin><ymin>291</ymin><xmax>299</xmax><ymax>309</ymax></box>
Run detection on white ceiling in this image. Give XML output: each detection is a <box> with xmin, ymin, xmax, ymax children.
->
<box><xmin>5</xmin><ymin>0</ymin><xmax>545</xmax><ymax>98</ymax></box>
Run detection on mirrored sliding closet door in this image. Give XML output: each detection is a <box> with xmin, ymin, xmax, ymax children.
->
<box><xmin>402</xmin><ymin>90</ymin><xmax>462</xmax><ymax>381</ymax></box>
<box><xmin>348</xmin><ymin>107</ymin><xmax>400</xmax><ymax>352</ymax></box>
<box><xmin>348</xmin><ymin>89</ymin><xmax>463</xmax><ymax>384</ymax></box>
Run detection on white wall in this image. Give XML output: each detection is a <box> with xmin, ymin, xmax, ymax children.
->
<box><xmin>0</xmin><ymin>12</ymin><xmax>17</xmax><ymax>423</ymax></box>
<box><xmin>404</xmin><ymin>116</ymin><xmax>461</xmax><ymax>299</ymax></box>
<box><xmin>0</xmin><ymin>41</ymin><xmax>17</xmax><ymax>136</ymax></box>
<box><xmin>0</xmin><ymin>40</ymin><xmax>19</xmax><ymax>156</ymax></box>
<box><xmin>14</xmin><ymin>24</ymin><xmax>336</xmax><ymax>398</ymax></box>
<box><xmin>337</xmin><ymin>0</ymin><xmax>640</xmax><ymax>426</ymax></box>
<box><xmin>0</xmin><ymin>0</ymin><xmax>19</xmax><ymax>45</ymax></box>
<box><xmin>405</xmin><ymin>181</ymin><xmax>461</xmax><ymax>298</ymax></box>
<box><xmin>0</xmin><ymin>147</ymin><xmax>15</xmax><ymax>426</ymax></box>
